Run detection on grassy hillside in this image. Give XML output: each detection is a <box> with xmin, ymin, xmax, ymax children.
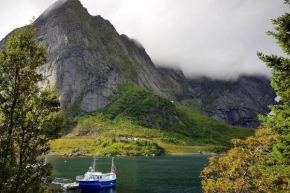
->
<box><xmin>50</xmin><ymin>83</ymin><xmax>254</xmax><ymax>155</ymax></box>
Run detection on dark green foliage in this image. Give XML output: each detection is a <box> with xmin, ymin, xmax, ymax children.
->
<box><xmin>61</xmin><ymin>101</ymin><xmax>82</xmax><ymax>135</ymax></box>
<box><xmin>102</xmin><ymin>83</ymin><xmax>177</xmax><ymax>128</ymax></box>
<box><xmin>257</xmin><ymin>8</ymin><xmax>290</xmax><ymax>164</ymax></box>
<box><xmin>0</xmin><ymin>26</ymin><xmax>63</xmax><ymax>193</ymax></box>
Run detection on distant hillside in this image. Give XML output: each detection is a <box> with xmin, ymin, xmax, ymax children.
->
<box><xmin>51</xmin><ymin>83</ymin><xmax>254</xmax><ymax>156</ymax></box>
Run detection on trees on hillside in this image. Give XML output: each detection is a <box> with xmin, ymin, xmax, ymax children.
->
<box><xmin>0</xmin><ymin>26</ymin><xmax>63</xmax><ymax>192</ymax></box>
<box><xmin>201</xmin><ymin>1</ymin><xmax>290</xmax><ymax>192</ymax></box>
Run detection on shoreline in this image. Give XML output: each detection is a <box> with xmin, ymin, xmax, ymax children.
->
<box><xmin>48</xmin><ymin>152</ymin><xmax>221</xmax><ymax>157</ymax></box>
<box><xmin>165</xmin><ymin>152</ymin><xmax>220</xmax><ymax>156</ymax></box>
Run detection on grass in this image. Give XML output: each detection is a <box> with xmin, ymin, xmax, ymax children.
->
<box><xmin>155</xmin><ymin>139</ymin><xmax>223</xmax><ymax>153</ymax></box>
<box><xmin>51</xmin><ymin>83</ymin><xmax>255</xmax><ymax>155</ymax></box>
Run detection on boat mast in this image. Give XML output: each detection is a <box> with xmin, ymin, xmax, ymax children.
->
<box><xmin>111</xmin><ymin>157</ymin><xmax>114</xmax><ymax>173</ymax></box>
<box><xmin>93</xmin><ymin>157</ymin><xmax>96</xmax><ymax>172</ymax></box>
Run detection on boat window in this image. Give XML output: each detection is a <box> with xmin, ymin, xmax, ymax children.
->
<box><xmin>100</xmin><ymin>176</ymin><xmax>102</xmax><ymax>179</ymax></box>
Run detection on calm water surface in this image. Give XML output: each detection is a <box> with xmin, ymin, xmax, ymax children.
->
<box><xmin>50</xmin><ymin>155</ymin><xmax>209</xmax><ymax>193</ymax></box>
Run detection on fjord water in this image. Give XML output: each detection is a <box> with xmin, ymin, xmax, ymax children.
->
<box><xmin>50</xmin><ymin>155</ymin><xmax>209</xmax><ymax>193</ymax></box>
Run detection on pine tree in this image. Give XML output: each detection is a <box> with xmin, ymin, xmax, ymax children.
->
<box><xmin>0</xmin><ymin>25</ymin><xmax>63</xmax><ymax>193</ymax></box>
<box><xmin>257</xmin><ymin>2</ymin><xmax>290</xmax><ymax>166</ymax></box>
<box><xmin>201</xmin><ymin>1</ymin><xmax>290</xmax><ymax>192</ymax></box>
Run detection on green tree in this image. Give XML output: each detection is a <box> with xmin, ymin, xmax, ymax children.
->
<box><xmin>201</xmin><ymin>1</ymin><xmax>290</xmax><ymax>192</ymax></box>
<box><xmin>0</xmin><ymin>26</ymin><xmax>63</xmax><ymax>192</ymax></box>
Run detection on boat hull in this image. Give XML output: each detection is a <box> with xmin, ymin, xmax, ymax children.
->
<box><xmin>77</xmin><ymin>179</ymin><xmax>116</xmax><ymax>190</ymax></box>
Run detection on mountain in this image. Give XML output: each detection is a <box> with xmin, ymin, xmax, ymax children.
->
<box><xmin>188</xmin><ymin>76</ymin><xmax>276</xmax><ymax>127</ymax></box>
<box><xmin>33</xmin><ymin>0</ymin><xmax>193</xmax><ymax>113</ymax></box>
<box><xmin>0</xmin><ymin>0</ymin><xmax>276</xmax><ymax>128</ymax></box>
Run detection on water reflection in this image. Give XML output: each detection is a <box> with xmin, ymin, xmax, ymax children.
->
<box><xmin>62</xmin><ymin>188</ymin><xmax>116</xmax><ymax>193</ymax></box>
<box><xmin>81</xmin><ymin>188</ymin><xmax>116</xmax><ymax>193</ymax></box>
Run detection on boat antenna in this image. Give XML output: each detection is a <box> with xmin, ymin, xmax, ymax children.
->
<box><xmin>93</xmin><ymin>157</ymin><xmax>97</xmax><ymax>172</ymax></box>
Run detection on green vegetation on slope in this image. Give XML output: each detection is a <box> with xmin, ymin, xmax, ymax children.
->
<box><xmin>50</xmin><ymin>83</ymin><xmax>254</xmax><ymax>155</ymax></box>
<box><xmin>102</xmin><ymin>83</ymin><xmax>253</xmax><ymax>145</ymax></box>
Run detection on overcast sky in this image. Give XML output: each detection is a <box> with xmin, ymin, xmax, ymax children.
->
<box><xmin>0</xmin><ymin>0</ymin><xmax>288</xmax><ymax>79</ymax></box>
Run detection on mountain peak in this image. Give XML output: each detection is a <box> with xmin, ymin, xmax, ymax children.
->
<box><xmin>36</xmin><ymin>0</ymin><xmax>88</xmax><ymax>23</ymax></box>
<box><xmin>62</xmin><ymin>0</ymin><xmax>84</xmax><ymax>9</ymax></box>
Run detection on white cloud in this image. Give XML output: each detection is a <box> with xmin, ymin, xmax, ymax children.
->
<box><xmin>0</xmin><ymin>0</ymin><xmax>288</xmax><ymax>79</ymax></box>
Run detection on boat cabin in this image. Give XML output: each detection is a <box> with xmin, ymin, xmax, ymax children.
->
<box><xmin>77</xmin><ymin>171</ymin><xmax>116</xmax><ymax>181</ymax></box>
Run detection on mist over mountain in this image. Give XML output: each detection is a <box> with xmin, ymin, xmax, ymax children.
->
<box><xmin>0</xmin><ymin>0</ymin><xmax>276</xmax><ymax>128</ymax></box>
<box><xmin>0</xmin><ymin>0</ymin><xmax>287</xmax><ymax>80</ymax></box>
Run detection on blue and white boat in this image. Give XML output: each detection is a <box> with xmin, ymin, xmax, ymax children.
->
<box><xmin>76</xmin><ymin>157</ymin><xmax>118</xmax><ymax>190</ymax></box>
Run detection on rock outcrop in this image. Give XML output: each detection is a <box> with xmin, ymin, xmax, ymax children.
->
<box><xmin>188</xmin><ymin>76</ymin><xmax>276</xmax><ymax>127</ymax></box>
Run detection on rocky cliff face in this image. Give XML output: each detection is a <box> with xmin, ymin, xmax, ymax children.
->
<box><xmin>0</xmin><ymin>0</ymin><xmax>191</xmax><ymax>113</ymax></box>
<box><xmin>188</xmin><ymin>76</ymin><xmax>276</xmax><ymax>127</ymax></box>
<box><xmin>0</xmin><ymin>0</ymin><xmax>276</xmax><ymax>128</ymax></box>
